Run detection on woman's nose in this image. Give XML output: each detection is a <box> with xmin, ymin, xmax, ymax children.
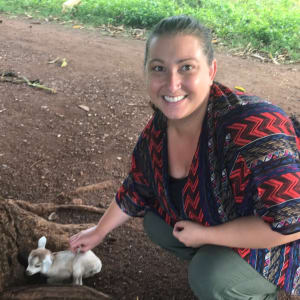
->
<box><xmin>165</xmin><ymin>71</ymin><xmax>181</xmax><ymax>92</ymax></box>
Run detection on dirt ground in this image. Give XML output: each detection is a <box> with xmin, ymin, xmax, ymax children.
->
<box><xmin>0</xmin><ymin>14</ymin><xmax>299</xmax><ymax>300</ymax></box>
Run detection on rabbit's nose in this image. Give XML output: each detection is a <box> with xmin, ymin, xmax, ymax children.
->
<box><xmin>26</xmin><ymin>270</ymin><xmax>33</xmax><ymax>275</ymax></box>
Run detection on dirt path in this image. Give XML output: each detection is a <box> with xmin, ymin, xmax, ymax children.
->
<box><xmin>0</xmin><ymin>14</ymin><xmax>299</xmax><ymax>299</ymax></box>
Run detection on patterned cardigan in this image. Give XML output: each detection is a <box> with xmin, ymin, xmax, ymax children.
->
<box><xmin>116</xmin><ymin>82</ymin><xmax>300</xmax><ymax>295</ymax></box>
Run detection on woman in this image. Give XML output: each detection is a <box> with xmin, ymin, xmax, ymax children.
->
<box><xmin>70</xmin><ymin>15</ymin><xmax>300</xmax><ymax>298</ymax></box>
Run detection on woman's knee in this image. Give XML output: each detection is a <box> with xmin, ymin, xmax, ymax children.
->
<box><xmin>188</xmin><ymin>246</ymin><xmax>219</xmax><ymax>298</ymax></box>
<box><xmin>188</xmin><ymin>245</ymin><xmax>278</xmax><ymax>300</ymax></box>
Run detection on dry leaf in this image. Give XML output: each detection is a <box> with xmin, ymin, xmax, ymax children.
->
<box><xmin>48</xmin><ymin>212</ymin><xmax>58</xmax><ymax>221</ymax></box>
<box><xmin>48</xmin><ymin>57</ymin><xmax>60</xmax><ymax>64</ymax></box>
<box><xmin>61</xmin><ymin>58</ymin><xmax>68</xmax><ymax>68</ymax></box>
<box><xmin>71</xmin><ymin>198</ymin><xmax>84</xmax><ymax>205</ymax></box>
<box><xmin>234</xmin><ymin>86</ymin><xmax>245</xmax><ymax>92</ymax></box>
<box><xmin>78</xmin><ymin>104</ymin><xmax>90</xmax><ymax>112</ymax></box>
<box><xmin>73</xmin><ymin>25</ymin><xmax>84</xmax><ymax>29</ymax></box>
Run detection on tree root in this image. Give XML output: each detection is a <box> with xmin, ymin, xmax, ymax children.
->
<box><xmin>0</xmin><ymin>198</ymin><xmax>105</xmax><ymax>293</ymax></box>
<box><xmin>1</xmin><ymin>285</ymin><xmax>111</xmax><ymax>300</ymax></box>
<box><xmin>13</xmin><ymin>199</ymin><xmax>106</xmax><ymax>216</ymax></box>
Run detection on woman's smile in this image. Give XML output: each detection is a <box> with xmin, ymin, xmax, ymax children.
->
<box><xmin>163</xmin><ymin>95</ymin><xmax>187</xmax><ymax>103</ymax></box>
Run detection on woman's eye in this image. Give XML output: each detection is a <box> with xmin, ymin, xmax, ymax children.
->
<box><xmin>181</xmin><ymin>65</ymin><xmax>193</xmax><ymax>72</ymax></box>
<box><xmin>152</xmin><ymin>65</ymin><xmax>164</xmax><ymax>72</ymax></box>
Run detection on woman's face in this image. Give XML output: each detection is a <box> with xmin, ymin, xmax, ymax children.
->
<box><xmin>145</xmin><ymin>34</ymin><xmax>216</xmax><ymax>121</ymax></box>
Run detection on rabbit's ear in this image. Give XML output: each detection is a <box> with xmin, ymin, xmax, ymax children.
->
<box><xmin>38</xmin><ymin>236</ymin><xmax>47</xmax><ymax>249</ymax></box>
<box><xmin>41</xmin><ymin>255</ymin><xmax>53</xmax><ymax>273</ymax></box>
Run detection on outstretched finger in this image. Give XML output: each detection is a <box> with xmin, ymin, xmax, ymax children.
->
<box><xmin>69</xmin><ymin>236</ymin><xmax>82</xmax><ymax>250</ymax></box>
<box><xmin>69</xmin><ymin>231</ymin><xmax>81</xmax><ymax>242</ymax></box>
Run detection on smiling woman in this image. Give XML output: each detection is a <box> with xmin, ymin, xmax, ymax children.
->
<box><xmin>70</xmin><ymin>15</ymin><xmax>300</xmax><ymax>299</ymax></box>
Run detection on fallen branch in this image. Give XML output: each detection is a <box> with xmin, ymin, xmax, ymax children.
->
<box><xmin>0</xmin><ymin>71</ymin><xmax>56</xmax><ymax>94</ymax></box>
<box><xmin>74</xmin><ymin>180</ymin><xmax>115</xmax><ymax>193</ymax></box>
<box><xmin>22</xmin><ymin>76</ymin><xmax>56</xmax><ymax>93</ymax></box>
<box><xmin>250</xmin><ymin>53</ymin><xmax>266</xmax><ymax>62</ymax></box>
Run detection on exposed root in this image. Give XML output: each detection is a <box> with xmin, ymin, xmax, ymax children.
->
<box><xmin>1</xmin><ymin>284</ymin><xmax>111</xmax><ymax>300</ymax></box>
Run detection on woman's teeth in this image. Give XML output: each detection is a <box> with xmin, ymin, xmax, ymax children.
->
<box><xmin>163</xmin><ymin>95</ymin><xmax>186</xmax><ymax>103</ymax></box>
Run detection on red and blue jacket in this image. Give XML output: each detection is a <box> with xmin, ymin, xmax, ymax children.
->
<box><xmin>116</xmin><ymin>82</ymin><xmax>300</xmax><ymax>295</ymax></box>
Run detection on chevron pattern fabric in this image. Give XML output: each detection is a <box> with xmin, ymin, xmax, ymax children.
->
<box><xmin>116</xmin><ymin>82</ymin><xmax>300</xmax><ymax>295</ymax></box>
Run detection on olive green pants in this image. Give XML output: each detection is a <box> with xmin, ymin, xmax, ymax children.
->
<box><xmin>143</xmin><ymin>211</ymin><xmax>278</xmax><ymax>300</ymax></box>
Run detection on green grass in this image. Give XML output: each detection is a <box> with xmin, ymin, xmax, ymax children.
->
<box><xmin>194</xmin><ymin>0</ymin><xmax>300</xmax><ymax>61</ymax></box>
<box><xmin>0</xmin><ymin>0</ymin><xmax>299</xmax><ymax>61</ymax></box>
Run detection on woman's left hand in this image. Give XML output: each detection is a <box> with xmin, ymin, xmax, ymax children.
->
<box><xmin>173</xmin><ymin>220</ymin><xmax>207</xmax><ymax>248</ymax></box>
<box><xmin>173</xmin><ymin>216</ymin><xmax>300</xmax><ymax>249</ymax></box>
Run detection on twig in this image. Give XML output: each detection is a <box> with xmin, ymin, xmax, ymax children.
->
<box><xmin>127</xmin><ymin>103</ymin><xmax>149</xmax><ymax>107</ymax></box>
<box><xmin>74</xmin><ymin>180</ymin><xmax>115</xmax><ymax>193</ymax></box>
<box><xmin>0</xmin><ymin>71</ymin><xmax>56</xmax><ymax>94</ymax></box>
<box><xmin>250</xmin><ymin>53</ymin><xmax>266</xmax><ymax>62</ymax></box>
<box><xmin>0</xmin><ymin>77</ymin><xmax>25</xmax><ymax>84</ymax></box>
<box><xmin>30</xmin><ymin>159</ymin><xmax>44</xmax><ymax>168</ymax></box>
<box><xmin>22</xmin><ymin>76</ymin><xmax>56</xmax><ymax>94</ymax></box>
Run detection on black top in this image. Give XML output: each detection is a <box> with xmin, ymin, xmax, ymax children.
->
<box><xmin>169</xmin><ymin>176</ymin><xmax>187</xmax><ymax>216</ymax></box>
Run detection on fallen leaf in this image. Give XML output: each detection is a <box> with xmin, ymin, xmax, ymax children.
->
<box><xmin>72</xmin><ymin>25</ymin><xmax>84</xmax><ymax>29</ymax></box>
<box><xmin>131</xmin><ymin>28</ymin><xmax>144</xmax><ymax>38</ymax></box>
<box><xmin>234</xmin><ymin>86</ymin><xmax>245</xmax><ymax>92</ymax></box>
<box><xmin>61</xmin><ymin>58</ymin><xmax>68</xmax><ymax>68</ymax></box>
<box><xmin>71</xmin><ymin>198</ymin><xmax>83</xmax><ymax>205</ymax></box>
<box><xmin>78</xmin><ymin>104</ymin><xmax>90</xmax><ymax>112</ymax></box>
<box><xmin>48</xmin><ymin>57</ymin><xmax>60</xmax><ymax>64</ymax></box>
<box><xmin>48</xmin><ymin>212</ymin><xmax>58</xmax><ymax>221</ymax></box>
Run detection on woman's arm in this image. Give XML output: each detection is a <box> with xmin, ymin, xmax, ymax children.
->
<box><xmin>173</xmin><ymin>216</ymin><xmax>300</xmax><ymax>249</ymax></box>
<box><xmin>69</xmin><ymin>200</ymin><xmax>131</xmax><ymax>252</ymax></box>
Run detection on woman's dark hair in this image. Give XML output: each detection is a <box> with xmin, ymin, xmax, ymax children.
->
<box><xmin>144</xmin><ymin>15</ymin><xmax>214</xmax><ymax>67</ymax></box>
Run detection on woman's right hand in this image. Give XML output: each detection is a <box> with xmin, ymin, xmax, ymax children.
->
<box><xmin>69</xmin><ymin>200</ymin><xmax>131</xmax><ymax>253</ymax></box>
<box><xmin>69</xmin><ymin>225</ymin><xmax>104</xmax><ymax>253</ymax></box>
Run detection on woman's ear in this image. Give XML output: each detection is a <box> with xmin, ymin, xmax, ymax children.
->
<box><xmin>209</xmin><ymin>59</ymin><xmax>217</xmax><ymax>84</ymax></box>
